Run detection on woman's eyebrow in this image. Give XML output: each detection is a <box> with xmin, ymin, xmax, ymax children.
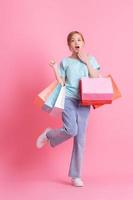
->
<box><xmin>71</xmin><ymin>37</ymin><xmax>81</xmax><ymax>40</ymax></box>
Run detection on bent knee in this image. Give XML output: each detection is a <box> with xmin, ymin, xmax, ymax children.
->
<box><xmin>65</xmin><ymin>126</ymin><xmax>77</xmax><ymax>136</ymax></box>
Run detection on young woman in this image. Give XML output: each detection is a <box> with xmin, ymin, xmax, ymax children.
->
<box><xmin>36</xmin><ymin>31</ymin><xmax>102</xmax><ymax>187</ymax></box>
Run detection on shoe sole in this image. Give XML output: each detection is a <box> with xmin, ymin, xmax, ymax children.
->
<box><xmin>71</xmin><ymin>180</ymin><xmax>84</xmax><ymax>187</ymax></box>
<box><xmin>36</xmin><ymin>128</ymin><xmax>51</xmax><ymax>149</ymax></box>
<box><xmin>71</xmin><ymin>182</ymin><xmax>84</xmax><ymax>187</ymax></box>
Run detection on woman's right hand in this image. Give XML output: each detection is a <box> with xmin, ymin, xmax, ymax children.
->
<box><xmin>49</xmin><ymin>59</ymin><xmax>58</xmax><ymax>69</ymax></box>
<box><xmin>58</xmin><ymin>78</ymin><xmax>65</xmax><ymax>86</ymax></box>
<box><xmin>49</xmin><ymin>59</ymin><xmax>65</xmax><ymax>86</ymax></box>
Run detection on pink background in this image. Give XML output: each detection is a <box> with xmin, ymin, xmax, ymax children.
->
<box><xmin>0</xmin><ymin>0</ymin><xmax>133</xmax><ymax>199</ymax></box>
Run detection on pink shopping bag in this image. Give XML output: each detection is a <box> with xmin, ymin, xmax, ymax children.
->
<box><xmin>80</xmin><ymin>77</ymin><xmax>114</xmax><ymax>105</ymax></box>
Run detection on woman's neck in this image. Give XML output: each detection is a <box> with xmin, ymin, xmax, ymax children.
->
<box><xmin>70</xmin><ymin>53</ymin><xmax>79</xmax><ymax>59</ymax></box>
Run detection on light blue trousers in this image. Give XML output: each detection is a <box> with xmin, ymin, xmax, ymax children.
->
<box><xmin>46</xmin><ymin>96</ymin><xmax>91</xmax><ymax>178</ymax></box>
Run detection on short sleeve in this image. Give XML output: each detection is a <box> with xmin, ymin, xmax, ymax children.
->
<box><xmin>89</xmin><ymin>56</ymin><xmax>100</xmax><ymax>70</ymax></box>
<box><xmin>58</xmin><ymin>58</ymin><xmax>66</xmax><ymax>79</ymax></box>
<box><xmin>58</xmin><ymin>60</ymin><xmax>66</xmax><ymax>78</ymax></box>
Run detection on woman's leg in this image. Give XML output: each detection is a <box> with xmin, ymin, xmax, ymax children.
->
<box><xmin>46</xmin><ymin>97</ymin><xmax>78</xmax><ymax>147</ymax></box>
<box><xmin>68</xmin><ymin>105</ymin><xmax>91</xmax><ymax>178</ymax></box>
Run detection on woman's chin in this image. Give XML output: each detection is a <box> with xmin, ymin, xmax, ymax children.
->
<box><xmin>74</xmin><ymin>49</ymin><xmax>80</xmax><ymax>53</ymax></box>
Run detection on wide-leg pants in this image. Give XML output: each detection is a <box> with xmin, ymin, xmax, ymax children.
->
<box><xmin>46</xmin><ymin>96</ymin><xmax>91</xmax><ymax>178</ymax></box>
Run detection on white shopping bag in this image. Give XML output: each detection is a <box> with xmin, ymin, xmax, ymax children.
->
<box><xmin>50</xmin><ymin>86</ymin><xmax>66</xmax><ymax>116</ymax></box>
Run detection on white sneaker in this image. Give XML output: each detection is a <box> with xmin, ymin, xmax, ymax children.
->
<box><xmin>36</xmin><ymin>128</ymin><xmax>51</xmax><ymax>149</ymax></box>
<box><xmin>71</xmin><ymin>177</ymin><xmax>84</xmax><ymax>187</ymax></box>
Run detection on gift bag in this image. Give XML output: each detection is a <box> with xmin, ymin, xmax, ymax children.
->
<box><xmin>92</xmin><ymin>74</ymin><xmax>122</xmax><ymax>109</ymax></box>
<box><xmin>34</xmin><ymin>80</ymin><xmax>58</xmax><ymax>108</ymax></box>
<box><xmin>80</xmin><ymin>76</ymin><xmax>114</xmax><ymax>106</ymax></box>
<box><xmin>50</xmin><ymin>86</ymin><xmax>66</xmax><ymax>116</ymax></box>
<box><xmin>42</xmin><ymin>83</ymin><xmax>62</xmax><ymax>112</ymax></box>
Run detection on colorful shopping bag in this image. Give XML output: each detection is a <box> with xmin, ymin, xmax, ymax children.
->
<box><xmin>54</xmin><ymin>86</ymin><xmax>65</xmax><ymax>109</ymax></box>
<box><xmin>42</xmin><ymin>83</ymin><xmax>62</xmax><ymax>112</ymax></box>
<box><xmin>92</xmin><ymin>74</ymin><xmax>122</xmax><ymax>109</ymax></box>
<box><xmin>80</xmin><ymin>77</ymin><xmax>114</xmax><ymax>106</ymax></box>
<box><xmin>34</xmin><ymin>80</ymin><xmax>58</xmax><ymax>108</ymax></box>
<box><xmin>50</xmin><ymin>86</ymin><xmax>66</xmax><ymax>116</ymax></box>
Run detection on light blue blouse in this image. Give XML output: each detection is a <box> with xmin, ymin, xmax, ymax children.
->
<box><xmin>58</xmin><ymin>55</ymin><xmax>100</xmax><ymax>99</ymax></box>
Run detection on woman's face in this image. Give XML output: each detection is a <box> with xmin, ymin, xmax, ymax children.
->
<box><xmin>69</xmin><ymin>33</ymin><xmax>85</xmax><ymax>54</ymax></box>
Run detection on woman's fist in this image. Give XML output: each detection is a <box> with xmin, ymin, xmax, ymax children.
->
<box><xmin>49</xmin><ymin>59</ymin><xmax>58</xmax><ymax>69</ymax></box>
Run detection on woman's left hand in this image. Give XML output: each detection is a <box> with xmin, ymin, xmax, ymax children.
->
<box><xmin>77</xmin><ymin>50</ymin><xmax>89</xmax><ymax>65</ymax></box>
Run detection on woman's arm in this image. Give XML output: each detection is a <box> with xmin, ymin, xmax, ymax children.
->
<box><xmin>86</xmin><ymin>61</ymin><xmax>103</xmax><ymax>78</ymax></box>
<box><xmin>49</xmin><ymin>60</ymin><xmax>65</xmax><ymax>86</ymax></box>
<box><xmin>53</xmin><ymin>66</ymin><xmax>65</xmax><ymax>85</ymax></box>
<box><xmin>77</xmin><ymin>51</ymin><xmax>103</xmax><ymax>78</ymax></box>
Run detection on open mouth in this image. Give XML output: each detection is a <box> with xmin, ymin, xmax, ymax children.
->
<box><xmin>75</xmin><ymin>46</ymin><xmax>80</xmax><ymax>49</ymax></box>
